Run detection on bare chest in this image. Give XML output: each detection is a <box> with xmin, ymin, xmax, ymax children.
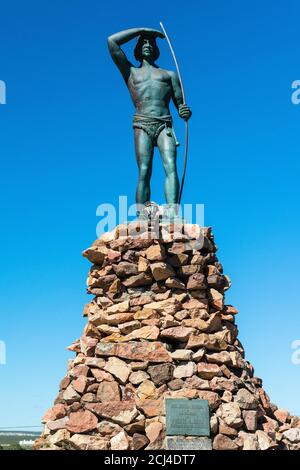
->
<box><xmin>130</xmin><ymin>67</ymin><xmax>171</xmax><ymax>86</ymax></box>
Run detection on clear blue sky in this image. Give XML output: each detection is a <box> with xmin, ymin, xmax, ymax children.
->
<box><xmin>0</xmin><ymin>0</ymin><xmax>300</xmax><ymax>429</ymax></box>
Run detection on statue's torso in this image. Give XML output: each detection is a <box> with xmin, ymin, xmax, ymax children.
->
<box><xmin>128</xmin><ymin>66</ymin><xmax>173</xmax><ymax>116</ymax></box>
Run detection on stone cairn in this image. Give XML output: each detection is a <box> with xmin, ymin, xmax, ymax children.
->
<box><xmin>35</xmin><ymin>222</ymin><xmax>300</xmax><ymax>450</ymax></box>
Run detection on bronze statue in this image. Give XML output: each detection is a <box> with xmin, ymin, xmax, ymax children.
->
<box><xmin>107</xmin><ymin>27</ymin><xmax>192</xmax><ymax>211</ymax></box>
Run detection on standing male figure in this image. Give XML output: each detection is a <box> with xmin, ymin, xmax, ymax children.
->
<box><xmin>107</xmin><ymin>27</ymin><xmax>192</xmax><ymax>210</ymax></box>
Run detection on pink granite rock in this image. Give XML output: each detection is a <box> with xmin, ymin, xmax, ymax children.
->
<box><xmin>66</xmin><ymin>409</ymin><xmax>98</xmax><ymax>433</ymax></box>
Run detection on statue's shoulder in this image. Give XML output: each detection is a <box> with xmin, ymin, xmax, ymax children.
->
<box><xmin>157</xmin><ymin>67</ymin><xmax>176</xmax><ymax>79</ymax></box>
<box><xmin>166</xmin><ymin>69</ymin><xmax>177</xmax><ymax>78</ymax></box>
<box><xmin>130</xmin><ymin>65</ymin><xmax>140</xmax><ymax>72</ymax></box>
<box><xmin>159</xmin><ymin>68</ymin><xmax>177</xmax><ymax>83</ymax></box>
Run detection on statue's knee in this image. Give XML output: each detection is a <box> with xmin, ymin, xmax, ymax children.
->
<box><xmin>139</xmin><ymin>164</ymin><xmax>151</xmax><ymax>181</ymax></box>
<box><xmin>165</xmin><ymin>165</ymin><xmax>177</xmax><ymax>179</ymax></box>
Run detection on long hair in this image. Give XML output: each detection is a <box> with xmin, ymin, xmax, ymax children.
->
<box><xmin>134</xmin><ymin>35</ymin><xmax>160</xmax><ymax>63</ymax></box>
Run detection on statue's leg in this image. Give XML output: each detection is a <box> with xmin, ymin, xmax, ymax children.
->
<box><xmin>157</xmin><ymin>129</ymin><xmax>179</xmax><ymax>204</ymax></box>
<box><xmin>134</xmin><ymin>129</ymin><xmax>154</xmax><ymax>204</ymax></box>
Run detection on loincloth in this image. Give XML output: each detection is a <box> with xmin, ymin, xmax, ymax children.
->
<box><xmin>133</xmin><ymin>114</ymin><xmax>180</xmax><ymax>147</ymax></box>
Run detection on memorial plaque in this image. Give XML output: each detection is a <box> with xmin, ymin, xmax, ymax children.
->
<box><xmin>165</xmin><ymin>437</ymin><xmax>212</xmax><ymax>450</ymax></box>
<box><xmin>166</xmin><ymin>399</ymin><xmax>210</xmax><ymax>437</ymax></box>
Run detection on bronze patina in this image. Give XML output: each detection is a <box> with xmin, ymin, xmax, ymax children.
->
<box><xmin>107</xmin><ymin>27</ymin><xmax>192</xmax><ymax>213</ymax></box>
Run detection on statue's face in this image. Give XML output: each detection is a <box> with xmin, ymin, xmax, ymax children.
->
<box><xmin>141</xmin><ymin>36</ymin><xmax>156</xmax><ymax>59</ymax></box>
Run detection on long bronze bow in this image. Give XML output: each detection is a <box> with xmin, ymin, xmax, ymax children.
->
<box><xmin>160</xmin><ymin>22</ymin><xmax>189</xmax><ymax>205</ymax></box>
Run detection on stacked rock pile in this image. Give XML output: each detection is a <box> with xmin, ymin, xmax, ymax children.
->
<box><xmin>35</xmin><ymin>223</ymin><xmax>300</xmax><ymax>450</ymax></box>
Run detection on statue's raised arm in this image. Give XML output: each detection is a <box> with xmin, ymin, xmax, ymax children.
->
<box><xmin>107</xmin><ymin>28</ymin><xmax>164</xmax><ymax>82</ymax></box>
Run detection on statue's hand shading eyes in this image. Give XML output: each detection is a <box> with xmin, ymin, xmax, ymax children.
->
<box><xmin>142</xmin><ymin>28</ymin><xmax>165</xmax><ymax>39</ymax></box>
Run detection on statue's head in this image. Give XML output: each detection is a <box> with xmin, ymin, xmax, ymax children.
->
<box><xmin>134</xmin><ymin>35</ymin><xmax>160</xmax><ymax>63</ymax></box>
